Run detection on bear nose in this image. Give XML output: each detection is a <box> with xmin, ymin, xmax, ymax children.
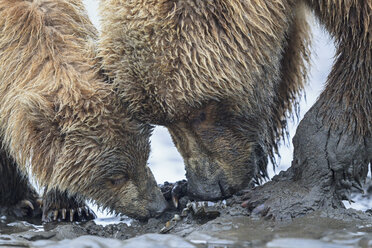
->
<box><xmin>148</xmin><ymin>191</ymin><xmax>168</xmax><ymax>217</ymax></box>
<box><xmin>186</xmin><ymin>169</ymin><xmax>233</xmax><ymax>200</ymax></box>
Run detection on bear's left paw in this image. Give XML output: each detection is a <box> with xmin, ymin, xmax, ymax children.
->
<box><xmin>42</xmin><ymin>189</ymin><xmax>96</xmax><ymax>223</ymax></box>
<box><xmin>42</xmin><ymin>205</ymin><xmax>96</xmax><ymax>223</ymax></box>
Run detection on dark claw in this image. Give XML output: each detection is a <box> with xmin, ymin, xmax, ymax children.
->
<box><xmin>351</xmin><ymin>182</ymin><xmax>364</xmax><ymax>193</ymax></box>
<box><xmin>354</xmin><ymin>176</ymin><xmax>364</xmax><ymax>189</ymax></box>
<box><xmin>342</xmin><ymin>192</ymin><xmax>355</xmax><ymax>204</ymax></box>
<box><xmin>83</xmin><ymin>207</ymin><xmax>96</xmax><ymax>219</ymax></box>
<box><xmin>264</xmin><ymin>213</ymin><xmax>275</xmax><ymax>221</ymax></box>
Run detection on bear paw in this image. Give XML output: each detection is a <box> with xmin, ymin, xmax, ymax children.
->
<box><xmin>0</xmin><ymin>197</ymin><xmax>42</xmax><ymax>220</ymax></box>
<box><xmin>42</xmin><ymin>189</ymin><xmax>96</xmax><ymax>223</ymax></box>
<box><xmin>240</xmin><ymin>173</ymin><xmax>339</xmax><ymax>222</ymax></box>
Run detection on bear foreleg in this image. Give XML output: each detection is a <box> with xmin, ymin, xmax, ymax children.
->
<box><xmin>0</xmin><ymin>146</ymin><xmax>41</xmax><ymax>220</ymax></box>
<box><xmin>241</xmin><ymin>100</ymin><xmax>372</xmax><ymax>221</ymax></box>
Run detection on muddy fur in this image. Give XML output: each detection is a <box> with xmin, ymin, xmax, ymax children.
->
<box><xmin>307</xmin><ymin>0</ymin><xmax>372</xmax><ymax>136</ymax></box>
<box><xmin>0</xmin><ymin>0</ymin><xmax>167</xmax><ymax>220</ymax></box>
<box><xmin>99</xmin><ymin>0</ymin><xmax>371</xmax><ymax>202</ymax></box>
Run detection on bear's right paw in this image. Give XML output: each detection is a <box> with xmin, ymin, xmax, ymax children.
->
<box><xmin>12</xmin><ymin>199</ymin><xmax>41</xmax><ymax>218</ymax></box>
<box><xmin>240</xmin><ymin>175</ymin><xmax>334</xmax><ymax>222</ymax></box>
<box><xmin>0</xmin><ymin>197</ymin><xmax>42</xmax><ymax>220</ymax></box>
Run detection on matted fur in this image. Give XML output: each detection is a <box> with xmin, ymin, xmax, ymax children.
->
<box><xmin>0</xmin><ymin>0</ymin><xmax>166</xmax><ymax>219</ymax></box>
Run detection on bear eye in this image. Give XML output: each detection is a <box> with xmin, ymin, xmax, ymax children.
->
<box><xmin>199</xmin><ymin>112</ymin><xmax>206</xmax><ymax>122</ymax></box>
<box><xmin>109</xmin><ymin>175</ymin><xmax>128</xmax><ymax>186</ymax></box>
<box><xmin>191</xmin><ymin>111</ymin><xmax>207</xmax><ymax>126</ymax></box>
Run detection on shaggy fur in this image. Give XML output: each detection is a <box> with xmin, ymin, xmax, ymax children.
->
<box><xmin>0</xmin><ymin>0</ymin><xmax>167</xmax><ymax>220</ymax></box>
<box><xmin>99</xmin><ymin>0</ymin><xmax>371</xmax><ymax>200</ymax></box>
<box><xmin>98</xmin><ymin>0</ymin><xmax>313</xmax><ymax>199</ymax></box>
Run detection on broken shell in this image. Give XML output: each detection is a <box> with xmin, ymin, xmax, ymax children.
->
<box><xmin>160</xmin><ymin>219</ymin><xmax>178</xmax><ymax>234</ymax></box>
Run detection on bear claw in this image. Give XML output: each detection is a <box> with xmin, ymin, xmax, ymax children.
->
<box><xmin>43</xmin><ymin>206</ymin><xmax>96</xmax><ymax>223</ymax></box>
<box><xmin>12</xmin><ymin>199</ymin><xmax>37</xmax><ymax>218</ymax></box>
<box><xmin>1</xmin><ymin>197</ymin><xmax>42</xmax><ymax>219</ymax></box>
<box><xmin>19</xmin><ymin>200</ymin><xmax>34</xmax><ymax>211</ymax></box>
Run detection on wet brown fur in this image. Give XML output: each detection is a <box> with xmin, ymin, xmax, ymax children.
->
<box><xmin>98</xmin><ymin>0</ymin><xmax>314</xmax><ymax>198</ymax></box>
<box><xmin>99</xmin><ymin>0</ymin><xmax>371</xmax><ymax>199</ymax></box>
<box><xmin>0</xmin><ymin>0</ymin><xmax>167</xmax><ymax>219</ymax></box>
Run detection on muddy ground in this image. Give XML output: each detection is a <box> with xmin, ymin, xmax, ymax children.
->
<box><xmin>2</xmin><ymin>182</ymin><xmax>372</xmax><ymax>248</ymax></box>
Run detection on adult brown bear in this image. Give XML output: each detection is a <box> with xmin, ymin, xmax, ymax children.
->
<box><xmin>0</xmin><ymin>0</ymin><xmax>167</xmax><ymax>222</ymax></box>
<box><xmin>98</xmin><ymin>0</ymin><xmax>371</xmax><ymax>219</ymax></box>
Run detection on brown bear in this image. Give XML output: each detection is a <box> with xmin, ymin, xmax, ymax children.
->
<box><xmin>0</xmin><ymin>0</ymin><xmax>167</xmax><ymax>222</ymax></box>
<box><xmin>98</xmin><ymin>0</ymin><xmax>371</xmax><ymax>218</ymax></box>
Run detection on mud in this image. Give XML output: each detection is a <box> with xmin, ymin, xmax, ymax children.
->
<box><xmin>2</xmin><ymin>186</ymin><xmax>372</xmax><ymax>248</ymax></box>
